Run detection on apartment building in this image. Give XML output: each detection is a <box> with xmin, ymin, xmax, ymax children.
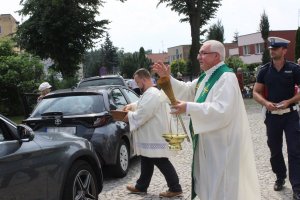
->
<box><xmin>146</xmin><ymin>52</ymin><xmax>169</xmax><ymax>64</ymax></box>
<box><xmin>236</xmin><ymin>30</ymin><xmax>297</xmax><ymax>64</ymax></box>
<box><xmin>167</xmin><ymin>45</ymin><xmax>191</xmax><ymax>63</ymax></box>
<box><xmin>0</xmin><ymin>14</ymin><xmax>18</xmax><ymax>38</ymax></box>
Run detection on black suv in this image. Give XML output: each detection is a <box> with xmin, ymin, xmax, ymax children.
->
<box><xmin>23</xmin><ymin>85</ymin><xmax>140</xmax><ymax>177</ymax></box>
<box><xmin>77</xmin><ymin>75</ymin><xmax>128</xmax><ymax>88</ymax></box>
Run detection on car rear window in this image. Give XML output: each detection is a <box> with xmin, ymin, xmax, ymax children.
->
<box><xmin>78</xmin><ymin>78</ymin><xmax>125</xmax><ymax>88</ymax></box>
<box><xmin>31</xmin><ymin>95</ymin><xmax>106</xmax><ymax>117</ymax></box>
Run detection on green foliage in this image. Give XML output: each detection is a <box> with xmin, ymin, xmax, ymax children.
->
<box><xmin>138</xmin><ymin>47</ymin><xmax>152</xmax><ymax>70</ymax></box>
<box><xmin>260</xmin><ymin>10</ymin><xmax>269</xmax><ymax>41</ymax></box>
<box><xmin>206</xmin><ymin>20</ymin><xmax>224</xmax><ymax>42</ymax></box>
<box><xmin>15</xmin><ymin>0</ymin><xmax>109</xmax><ymax>79</ymax></box>
<box><xmin>170</xmin><ymin>59</ymin><xmax>188</xmax><ymax>76</ymax></box>
<box><xmin>295</xmin><ymin>27</ymin><xmax>300</xmax><ymax>62</ymax></box>
<box><xmin>120</xmin><ymin>52</ymin><xmax>140</xmax><ymax>78</ymax></box>
<box><xmin>100</xmin><ymin>33</ymin><xmax>119</xmax><ymax>73</ymax></box>
<box><xmin>83</xmin><ymin>49</ymin><xmax>102</xmax><ymax>77</ymax></box>
<box><xmin>225</xmin><ymin>56</ymin><xmax>245</xmax><ymax>72</ymax></box>
<box><xmin>83</xmin><ymin>33</ymin><xmax>121</xmax><ymax>77</ymax></box>
<box><xmin>157</xmin><ymin>0</ymin><xmax>222</xmax><ymax>76</ymax></box>
<box><xmin>0</xmin><ymin>39</ymin><xmax>17</xmax><ymax>57</ymax></box>
<box><xmin>232</xmin><ymin>32</ymin><xmax>239</xmax><ymax>43</ymax></box>
<box><xmin>0</xmin><ymin>39</ymin><xmax>44</xmax><ymax>115</ymax></box>
<box><xmin>262</xmin><ymin>49</ymin><xmax>271</xmax><ymax>65</ymax></box>
<box><xmin>118</xmin><ymin>47</ymin><xmax>152</xmax><ymax>79</ymax></box>
<box><xmin>259</xmin><ymin>10</ymin><xmax>270</xmax><ymax>64</ymax></box>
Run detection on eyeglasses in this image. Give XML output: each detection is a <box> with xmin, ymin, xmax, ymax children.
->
<box><xmin>198</xmin><ymin>52</ymin><xmax>217</xmax><ymax>56</ymax></box>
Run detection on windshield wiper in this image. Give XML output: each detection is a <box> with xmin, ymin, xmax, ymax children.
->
<box><xmin>41</xmin><ymin>112</ymin><xmax>63</xmax><ymax>116</ymax></box>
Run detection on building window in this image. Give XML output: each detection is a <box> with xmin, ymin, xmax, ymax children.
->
<box><xmin>255</xmin><ymin>43</ymin><xmax>264</xmax><ymax>54</ymax></box>
<box><xmin>0</xmin><ymin>26</ymin><xmax>2</xmax><ymax>34</ymax></box>
<box><xmin>243</xmin><ymin>45</ymin><xmax>250</xmax><ymax>55</ymax></box>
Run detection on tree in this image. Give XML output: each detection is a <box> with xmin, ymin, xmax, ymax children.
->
<box><xmin>0</xmin><ymin>38</ymin><xmax>17</xmax><ymax>57</ymax></box>
<box><xmin>206</xmin><ymin>20</ymin><xmax>224</xmax><ymax>42</ymax></box>
<box><xmin>156</xmin><ymin>0</ymin><xmax>221</xmax><ymax>78</ymax></box>
<box><xmin>83</xmin><ymin>49</ymin><xmax>102</xmax><ymax>77</ymax></box>
<box><xmin>170</xmin><ymin>59</ymin><xmax>188</xmax><ymax>77</ymax></box>
<box><xmin>295</xmin><ymin>27</ymin><xmax>300</xmax><ymax>62</ymax></box>
<box><xmin>232</xmin><ymin>31</ymin><xmax>239</xmax><ymax>43</ymax></box>
<box><xmin>138</xmin><ymin>47</ymin><xmax>152</xmax><ymax>70</ymax></box>
<box><xmin>15</xmin><ymin>0</ymin><xmax>109</xmax><ymax>79</ymax></box>
<box><xmin>225</xmin><ymin>56</ymin><xmax>245</xmax><ymax>72</ymax></box>
<box><xmin>120</xmin><ymin>52</ymin><xmax>140</xmax><ymax>78</ymax></box>
<box><xmin>0</xmin><ymin>39</ymin><xmax>44</xmax><ymax>115</ymax></box>
<box><xmin>259</xmin><ymin>10</ymin><xmax>270</xmax><ymax>64</ymax></box>
<box><xmin>100</xmin><ymin>33</ymin><xmax>119</xmax><ymax>74</ymax></box>
<box><xmin>118</xmin><ymin>47</ymin><xmax>152</xmax><ymax>78</ymax></box>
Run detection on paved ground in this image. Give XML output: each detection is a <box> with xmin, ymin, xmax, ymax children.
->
<box><xmin>98</xmin><ymin>99</ymin><xmax>293</xmax><ymax>200</ymax></box>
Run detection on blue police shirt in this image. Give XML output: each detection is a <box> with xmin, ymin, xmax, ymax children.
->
<box><xmin>256</xmin><ymin>61</ymin><xmax>300</xmax><ymax>103</ymax></box>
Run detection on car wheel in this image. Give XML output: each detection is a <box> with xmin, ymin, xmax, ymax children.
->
<box><xmin>112</xmin><ymin>139</ymin><xmax>129</xmax><ymax>177</ymax></box>
<box><xmin>63</xmin><ymin>160</ymin><xmax>99</xmax><ymax>200</ymax></box>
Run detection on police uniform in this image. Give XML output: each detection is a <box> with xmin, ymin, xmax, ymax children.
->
<box><xmin>256</xmin><ymin>37</ymin><xmax>300</xmax><ymax>199</ymax></box>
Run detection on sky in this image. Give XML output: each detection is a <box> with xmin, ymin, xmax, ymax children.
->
<box><xmin>1</xmin><ymin>0</ymin><xmax>300</xmax><ymax>53</ymax></box>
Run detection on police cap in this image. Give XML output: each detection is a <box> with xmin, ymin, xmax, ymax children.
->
<box><xmin>268</xmin><ymin>36</ymin><xmax>290</xmax><ymax>48</ymax></box>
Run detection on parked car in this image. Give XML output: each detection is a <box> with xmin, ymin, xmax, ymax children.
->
<box><xmin>23</xmin><ymin>85</ymin><xmax>140</xmax><ymax>177</ymax></box>
<box><xmin>77</xmin><ymin>75</ymin><xmax>128</xmax><ymax>88</ymax></box>
<box><xmin>0</xmin><ymin>114</ymin><xmax>103</xmax><ymax>200</ymax></box>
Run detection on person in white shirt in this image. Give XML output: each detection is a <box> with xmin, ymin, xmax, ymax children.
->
<box><xmin>123</xmin><ymin>68</ymin><xmax>182</xmax><ymax>198</ymax></box>
<box><xmin>37</xmin><ymin>82</ymin><xmax>52</xmax><ymax>102</ymax></box>
<box><xmin>153</xmin><ymin>40</ymin><xmax>260</xmax><ymax>200</ymax></box>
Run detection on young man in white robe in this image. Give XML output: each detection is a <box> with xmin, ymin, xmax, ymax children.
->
<box><xmin>153</xmin><ymin>40</ymin><xmax>261</xmax><ymax>200</ymax></box>
<box><xmin>123</xmin><ymin>68</ymin><xmax>183</xmax><ymax>198</ymax></box>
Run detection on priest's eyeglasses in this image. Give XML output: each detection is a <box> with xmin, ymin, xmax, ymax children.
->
<box><xmin>198</xmin><ymin>51</ymin><xmax>217</xmax><ymax>56</ymax></box>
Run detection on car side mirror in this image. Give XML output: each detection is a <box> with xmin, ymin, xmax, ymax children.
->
<box><xmin>17</xmin><ymin>124</ymin><xmax>35</xmax><ymax>142</ymax></box>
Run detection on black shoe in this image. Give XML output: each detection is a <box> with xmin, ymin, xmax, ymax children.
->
<box><xmin>274</xmin><ymin>179</ymin><xmax>285</xmax><ymax>191</ymax></box>
<box><xmin>293</xmin><ymin>191</ymin><xmax>300</xmax><ymax>200</ymax></box>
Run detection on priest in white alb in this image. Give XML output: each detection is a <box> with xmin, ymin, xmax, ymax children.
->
<box><xmin>152</xmin><ymin>40</ymin><xmax>261</xmax><ymax>200</ymax></box>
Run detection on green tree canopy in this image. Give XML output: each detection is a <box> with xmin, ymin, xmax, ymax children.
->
<box><xmin>206</xmin><ymin>19</ymin><xmax>224</xmax><ymax>42</ymax></box>
<box><xmin>170</xmin><ymin>59</ymin><xmax>188</xmax><ymax>77</ymax></box>
<box><xmin>118</xmin><ymin>47</ymin><xmax>152</xmax><ymax>78</ymax></box>
<box><xmin>0</xmin><ymin>39</ymin><xmax>44</xmax><ymax>115</ymax></box>
<box><xmin>100</xmin><ymin>33</ymin><xmax>119</xmax><ymax>74</ymax></box>
<box><xmin>259</xmin><ymin>10</ymin><xmax>270</xmax><ymax>64</ymax></box>
<box><xmin>225</xmin><ymin>56</ymin><xmax>245</xmax><ymax>72</ymax></box>
<box><xmin>232</xmin><ymin>31</ymin><xmax>239</xmax><ymax>43</ymax></box>
<box><xmin>156</xmin><ymin>0</ymin><xmax>221</xmax><ymax>77</ymax></box>
<box><xmin>0</xmin><ymin>38</ymin><xmax>17</xmax><ymax>57</ymax></box>
<box><xmin>15</xmin><ymin>0</ymin><xmax>109</xmax><ymax>79</ymax></box>
<box><xmin>120</xmin><ymin>52</ymin><xmax>140</xmax><ymax>79</ymax></box>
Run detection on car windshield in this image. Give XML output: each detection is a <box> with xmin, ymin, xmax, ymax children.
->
<box><xmin>78</xmin><ymin>78</ymin><xmax>125</xmax><ymax>88</ymax></box>
<box><xmin>31</xmin><ymin>95</ymin><xmax>106</xmax><ymax>117</ymax></box>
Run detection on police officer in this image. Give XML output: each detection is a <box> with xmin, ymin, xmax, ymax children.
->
<box><xmin>253</xmin><ymin>36</ymin><xmax>300</xmax><ymax>200</ymax></box>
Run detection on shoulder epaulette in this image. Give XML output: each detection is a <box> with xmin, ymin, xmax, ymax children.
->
<box><xmin>258</xmin><ymin>62</ymin><xmax>271</xmax><ymax>70</ymax></box>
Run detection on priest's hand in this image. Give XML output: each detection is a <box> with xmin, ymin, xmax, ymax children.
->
<box><xmin>170</xmin><ymin>100</ymin><xmax>187</xmax><ymax>115</ymax></box>
<box><xmin>152</xmin><ymin>61</ymin><xmax>170</xmax><ymax>78</ymax></box>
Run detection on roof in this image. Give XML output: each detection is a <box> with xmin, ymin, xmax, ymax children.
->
<box><xmin>146</xmin><ymin>53</ymin><xmax>169</xmax><ymax>63</ymax></box>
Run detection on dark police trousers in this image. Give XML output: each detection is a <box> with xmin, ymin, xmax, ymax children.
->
<box><xmin>135</xmin><ymin>156</ymin><xmax>182</xmax><ymax>192</ymax></box>
<box><xmin>265</xmin><ymin>111</ymin><xmax>300</xmax><ymax>191</ymax></box>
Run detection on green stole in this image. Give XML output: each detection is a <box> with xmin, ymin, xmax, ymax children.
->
<box><xmin>190</xmin><ymin>64</ymin><xmax>233</xmax><ymax>199</ymax></box>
